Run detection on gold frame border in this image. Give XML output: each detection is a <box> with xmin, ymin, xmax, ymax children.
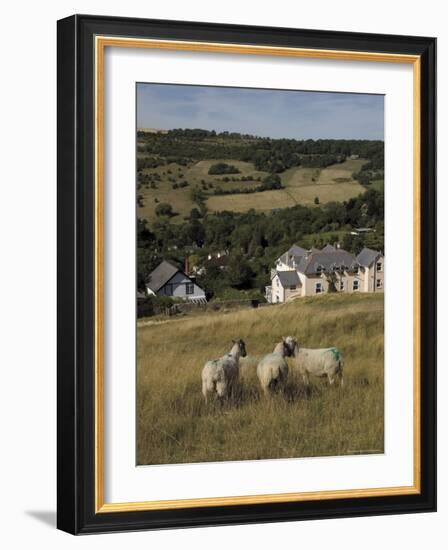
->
<box><xmin>94</xmin><ymin>36</ymin><xmax>422</xmax><ymax>514</ymax></box>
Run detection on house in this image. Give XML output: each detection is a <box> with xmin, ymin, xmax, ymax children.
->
<box><xmin>191</xmin><ymin>251</ymin><xmax>229</xmax><ymax>276</ymax></box>
<box><xmin>146</xmin><ymin>260</ymin><xmax>207</xmax><ymax>303</ymax></box>
<box><xmin>350</xmin><ymin>227</ymin><xmax>376</xmax><ymax>236</ymax></box>
<box><xmin>270</xmin><ymin>270</ymin><xmax>302</xmax><ymax>303</ymax></box>
<box><xmin>357</xmin><ymin>247</ymin><xmax>384</xmax><ymax>292</ymax></box>
<box><xmin>266</xmin><ymin>244</ymin><xmax>384</xmax><ymax>303</ymax></box>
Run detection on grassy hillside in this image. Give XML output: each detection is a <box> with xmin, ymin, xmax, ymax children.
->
<box><xmin>138</xmin><ymin>157</ymin><xmax>367</xmax><ymax>221</ymax></box>
<box><xmin>137</xmin><ymin>293</ymin><xmax>384</xmax><ymax>465</ymax></box>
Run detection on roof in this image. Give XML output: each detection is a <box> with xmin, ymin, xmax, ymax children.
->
<box><xmin>277</xmin><ymin>244</ymin><xmax>307</xmax><ymax>265</ymax></box>
<box><xmin>275</xmin><ymin>270</ymin><xmax>301</xmax><ymax>288</ymax></box>
<box><xmin>322</xmin><ymin>244</ymin><xmax>337</xmax><ymax>252</ymax></box>
<box><xmin>296</xmin><ymin>248</ymin><xmax>358</xmax><ymax>275</ymax></box>
<box><xmin>146</xmin><ymin>260</ymin><xmax>182</xmax><ymax>292</ymax></box>
<box><xmin>357</xmin><ymin>247</ymin><xmax>382</xmax><ymax>267</ymax></box>
<box><xmin>288</xmin><ymin>244</ymin><xmax>307</xmax><ymax>257</ymax></box>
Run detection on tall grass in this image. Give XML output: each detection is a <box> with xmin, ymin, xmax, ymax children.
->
<box><xmin>137</xmin><ymin>293</ymin><xmax>384</xmax><ymax>465</ymax></box>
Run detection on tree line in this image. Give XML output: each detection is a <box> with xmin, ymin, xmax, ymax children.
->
<box><xmin>137</xmin><ymin>130</ymin><xmax>384</xmax><ymax>174</ymax></box>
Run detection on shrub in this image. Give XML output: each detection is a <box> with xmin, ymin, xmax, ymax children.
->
<box><xmin>137</xmin><ymin>295</ymin><xmax>175</xmax><ymax>318</ymax></box>
<box><xmin>208</xmin><ymin>162</ymin><xmax>241</xmax><ymax>175</ymax></box>
<box><xmin>155</xmin><ymin>203</ymin><xmax>174</xmax><ymax>217</ymax></box>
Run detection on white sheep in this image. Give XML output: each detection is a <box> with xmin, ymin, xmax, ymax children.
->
<box><xmin>285</xmin><ymin>336</ymin><xmax>344</xmax><ymax>386</ymax></box>
<box><xmin>201</xmin><ymin>339</ymin><xmax>247</xmax><ymax>403</ymax></box>
<box><xmin>256</xmin><ymin>338</ymin><xmax>292</xmax><ymax>396</ymax></box>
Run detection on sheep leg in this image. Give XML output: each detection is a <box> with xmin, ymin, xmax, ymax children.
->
<box><xmin>216</xmin><ymin>381</ymin><xmax>227</xmax><ymax>402</ymax></box>
<box><xmin>262</xmin><ymin>385</ymin><xmax>271</xmax><ymax>398</ymax></box>
<box><xmin>229</xmin><ymin>380</ymin><xmax>237</xmax><ymax>401</ymax></box>
<box><xmin>337</xmin><ymin>370</ymin><xmax>344</xmax><ymax>387</ymax></box>
<box><xmin>202</xmin><ymin>384</ymin><xmax>209</xmax><ymax>404</ymax></box>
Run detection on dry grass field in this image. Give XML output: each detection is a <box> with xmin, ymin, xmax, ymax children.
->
<box><xmin>137</xmin><ymin>158</ymin><xmax>368</xmax><ymax>221</ymax></box>
<box><xmin>205</xmin><ymin>159</ymin><xmax>367</xmax><ymax>213</ymax></box>
<box><xmin>137</xmin><ymin>293</ymin><xmax>384</xmax><ymax>465</ymax></box>
<box><xmin>137</xmin><ymin>159</ymin><xmax>268</xmax><ymax>221</ymax></box>
<box><xmin>207</xmin><ymin>181</ymin><xmax>366</xmax><ymax>212</ymax></box>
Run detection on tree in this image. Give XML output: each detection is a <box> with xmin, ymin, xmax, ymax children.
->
<box><xmin>227</xmin><ymin>255</ymin><xmax>254</xmax><ymax>289</ymax></box>
<box><xmin>155</xmin><ymin>203</ymin><xmax>174</xmax><ymax>217</ymax></box>
<box><xmin>208</xmin><ymin>162</ymin><xmax>240</xmax><ymax>175</ymax></box>
<box><xmin>189</xmin><ymin>208</ymin><xmax>202</xmax><ymax>220</ymax></box>
<box><xmin>261</xmin><ymin>173</ymin><xmax>282</xmax><ymax>190</ymax></box>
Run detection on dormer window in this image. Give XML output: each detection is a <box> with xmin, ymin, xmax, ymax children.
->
<box><xmin>352</xmin><ymin>265</ymin><xmax>359</xmax><ymax>274</ymax></box>
<box><xmin>377</xmin><ymin>262</ymin><xmax>382</xmax><ymax>272</ymax></box>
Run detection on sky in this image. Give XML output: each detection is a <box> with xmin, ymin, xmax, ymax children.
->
<box><xmin>137</xmin><ymin>83</ymin><xmax>384</xmax><ymax>140</ymax></box>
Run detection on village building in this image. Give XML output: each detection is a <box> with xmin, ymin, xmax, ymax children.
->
<box><xmin>266</xmin><ymin>244</ymin><xmax>384</xmax><ymax>303</ymax></box>
<box><xmin>145</xmin><ymin>260</ymin><xmax>207</xmax><ymax>303</ymax></box>
<box><xmin>357</xmin><ymin>247</ymin><xmax>384</xmax><ymax>292</ymax></box>
<box><xmin>350</xmin><ymin>227</ymin><xmax>376</xmax><ymax>236</ymax></box>
<box><xmin>192</xmin><ymin>250</ymin><xmax>229</xmax><ymax>276</ymax></box>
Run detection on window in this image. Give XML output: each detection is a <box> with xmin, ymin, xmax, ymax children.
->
<box><xmin>353</xmin><ymin>280</ymin><xmax>359</xmax><ymax>291</ymax></box>
<box><xmin>289</xmin><ymin>285</ymin><xmax>297</xmax><ymax>291</ymax></box>
<box><xmin>315</xmin><ymin>282</ymin><xmax>323</xmax><ymax>294</ymax></box>
<box><xmin>353</xmin><ymin>265</ymin><xmax>359</xmax><ymax>274</ymax></box>
<box><xmin>186</xmin><ymin>282</ymin><xmax>194</xmax><ymax>295</ymax></box>
<box><xmin>376</xmin><ymin>279</ymin><xmax>383</xmax><ymax>289</ymax></box>
<box><xmin>377</xmin><ymin>262</ymin><xmax>383</xmax><ymax>272</ymax></box>
<box><xmin>340</xmin><ymin>280</ymin><xmax>345</xmax><ymax>291</ymax></box>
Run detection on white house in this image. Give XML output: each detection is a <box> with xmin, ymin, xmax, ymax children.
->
<box><xmin>146</xmin><ymin>260</ymin><xmax>207</xmax><ymax>303</ymax></box>
<box><xmin>266</xmin><ymin>244</ymin><xmax>384</xmax><ymax>303</ymax></box>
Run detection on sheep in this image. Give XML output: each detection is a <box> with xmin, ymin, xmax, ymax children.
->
<box><xmin>256</xmin><ymin>338</ymin><xmax>292</xmax><ymax>396</ymax></box>
<box><xmin>201</xmin><ymin>339</ymin><xmax>247</xmax><ymax>403</ymax></box>
<box><xmin>285</xmin><ymin>336</ymin><xmax>344</xmax><ymax>387</ymax></box>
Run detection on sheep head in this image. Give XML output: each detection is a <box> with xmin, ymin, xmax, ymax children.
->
<box><xmin>232</xmin><ymin>338</ymin><xmax>247</xmax><ymax>358</ymax></box>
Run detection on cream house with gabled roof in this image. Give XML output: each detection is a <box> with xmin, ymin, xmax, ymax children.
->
<box><xmin>266</xmin><ymin>244</ymin><xmax>384</xmax><ymax>303</ymax></box>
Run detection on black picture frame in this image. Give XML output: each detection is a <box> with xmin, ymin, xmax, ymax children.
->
<box><xmin>57</xmin><ymin>14</ymin><xmax>436</xmax><ymax>534</ymax></box>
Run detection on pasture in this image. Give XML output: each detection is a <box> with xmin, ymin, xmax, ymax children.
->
<box><xmin>137</xmin><ymin>159</ymin><xmax>268</xmax><ymax>222</ymax></box>
<box><xmin>207</xmin><ymin>181</ymin><xmax>366</xmax><ymax>212</ymax></box>
<box><xmin>206</xmin><ymin>158</ymin><xmax>366</xmax><ymax>213</ymax></box>
<box><xmin>137</xmin><ymin>156</ymin><xmax>368</xmax><ymax>222</ymax></box>
<box><xmin>137</xmin><ymin>293</ymin><xmax>384</xmax><ymax>465</ymax></box>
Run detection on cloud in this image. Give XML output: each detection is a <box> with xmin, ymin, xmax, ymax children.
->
<box><xmin>137</xmin><ymin>83</ymin><xmax>384</xmax><ymax>140</ymax></box>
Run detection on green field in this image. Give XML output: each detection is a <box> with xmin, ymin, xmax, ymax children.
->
<box><xmin>137</xmin><ymin>293</ymin><xmax>384</xmax><ymax>465</ymax></box>
<box><xmin>137</xmin><ymin>157</ymin><xmax>368</xmax><ymax>221</ymax></box>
